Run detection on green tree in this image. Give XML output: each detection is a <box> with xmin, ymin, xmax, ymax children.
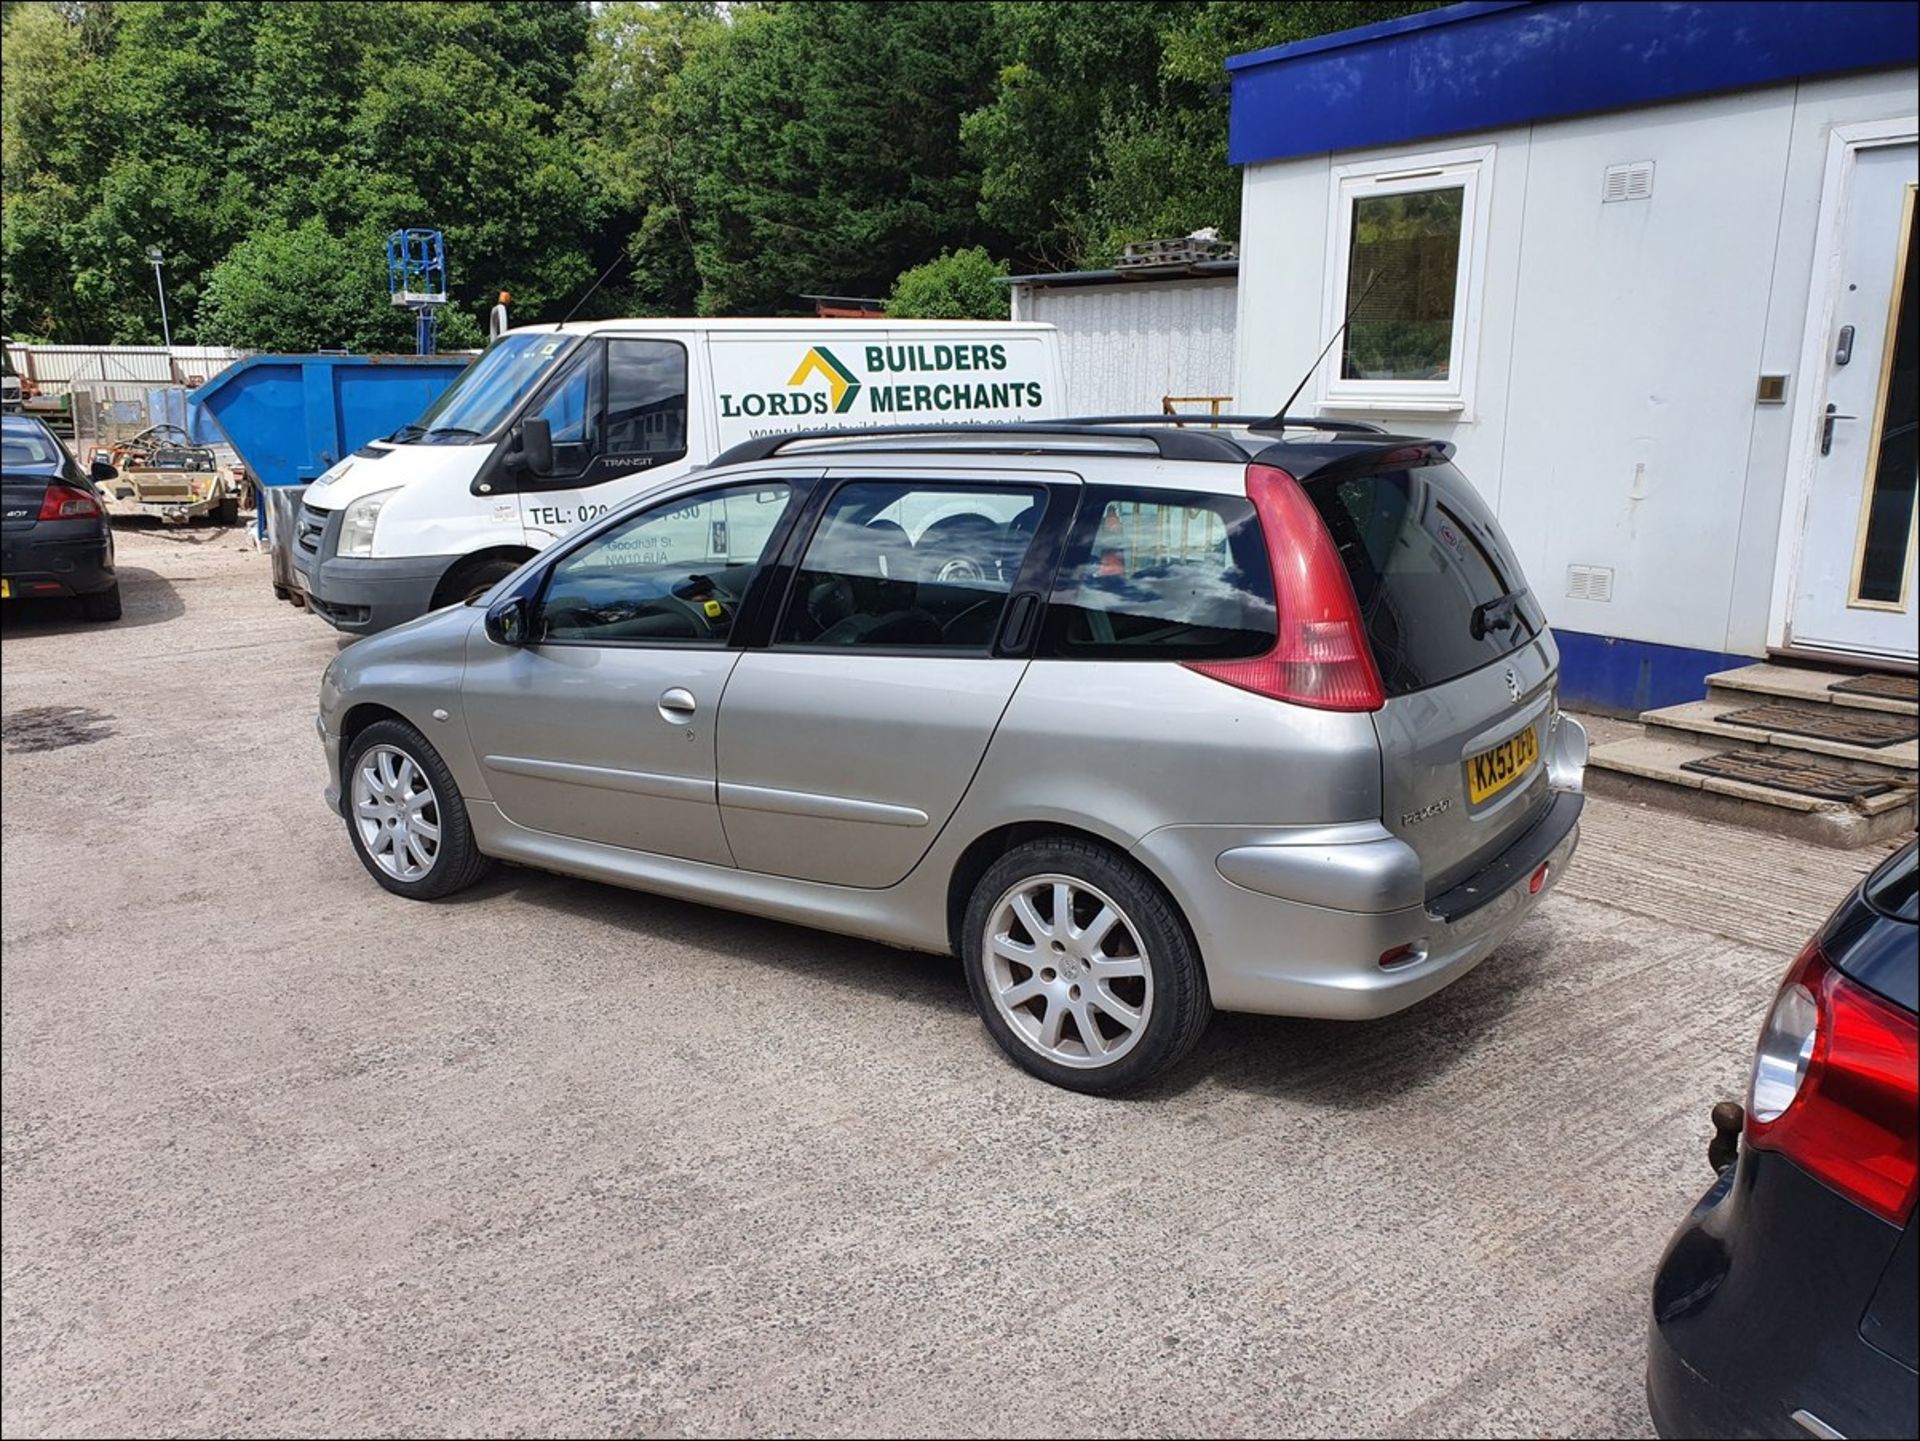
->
<box><xmin>963</xmin><ymin>0</ymin><xmax>1445</xmax><ymax>269</ymax></box>
<box><xmin>577</xmin><ymin>1</ymin><xmax>723</xmax><ymax>317</ymax></box>
<box><xmin>2</xmin><ymin>0</ymin><xmax>599</xmax><ymax>343</ymax></box>
<box><xmin>887</xmin><ymin>246</ymin><xmax>1008</xmax><ymax>319</ymax></box>
<box><xmin>197</xmin><ymin>217</ymin><xmax>404</xmax><ymax>351</ymax></box>
<box><xmin>668</xmin><ymin>1</ymin><xmax>1003</xmax><ymax>314</ymax></box>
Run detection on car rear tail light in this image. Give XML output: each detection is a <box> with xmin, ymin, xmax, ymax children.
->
<box><xmin>38</xmin><ymin>484</ymin><xmax>102</xmax><ymax>521</ymax></box>
<box><xmin>1185</xmin><ymin>463</ymin><xmax>1385</xmax><ymax>712</ymax></box>
<box><xmin>1745</xmin><ymin>941</ymin><xmax>1920</xmax><ymax>1224</ymax></box>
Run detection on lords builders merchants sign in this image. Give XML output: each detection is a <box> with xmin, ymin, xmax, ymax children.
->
<box><xmin>710</xmin><ymin>333</ymin><xmax>1057</xmax><ymax>447</ymax></box>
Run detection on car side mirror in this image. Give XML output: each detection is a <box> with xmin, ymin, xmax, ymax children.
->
<box><xmin>519</xmin><ymin>417</ymin><xmax>553</xmax><ymax>476</ymax></box>
<box><xmin>484</xmin><ymin>594</ymin><xmax>533</xmax><ymax>645</ymax></box>
<box><xmin>90</xmin><ymin>458</ymin><xmax>118</xmax><ymax>482</ymax></box>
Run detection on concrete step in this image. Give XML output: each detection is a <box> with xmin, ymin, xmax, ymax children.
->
<box><xmin>1640</xmin><ymin>698</ymin><xmax>1918</xmax><ymax>777</ymax></box>
<box><xmin>1587</xmin><ymin>735</ymin><xmax>1918</xmax><ymax>849</ymax></box>
<box><xmin>1706</xmin><ymin>662</ymin><xmax>1919</xmax><ymax>717</ymax></box>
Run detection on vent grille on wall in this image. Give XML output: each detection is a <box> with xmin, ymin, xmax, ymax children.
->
<box><xmin>1603</xmin><ymin>162</ymin><xmax>1655</xmax><ymax>203</ymax></box>
<box><xmin>1567</xmin><ymin>564</ymin><xmax>1615</xmax><ymax>602</ymax></box>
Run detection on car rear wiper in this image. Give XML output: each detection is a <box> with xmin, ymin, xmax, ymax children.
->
<box><xmin>1470</xmin><ymin>588</ymin><xmax>1528</xmax><ymax>641</ymax></box>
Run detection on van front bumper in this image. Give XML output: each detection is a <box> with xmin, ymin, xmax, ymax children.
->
<box><xmin>1136</xmin><ymin>717</ymin><xmax>1587</xmax><ymax>1019</ymax></box>
<box><xmin>292</xmin><ymin>551</ymin><xmax>445</xmax><ymax>635</ymax></box>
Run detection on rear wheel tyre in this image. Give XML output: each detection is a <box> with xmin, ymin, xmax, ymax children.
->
<box><xmin>80</xmin><ymin>583</ymin><xmax>122</xmax><ymax>622</ymax></box>
<box><xmin>214</xmin><ymin>494</ymin><xmax>240</xmax><ymax>527</ymax></box>
<box><xmin>435</xmin><ymin>555</ymin><xmax>521</xmax><ymax>610</ymax></box>
<box><xmin>343</xmin><ymin>719</ymin><xmax>491</xmax><ymax>900</ymax></box>
<box><xmin>963</xmin><ymin>837</ymin><xmax>1212</xmax><ymax>1094</ymax></box>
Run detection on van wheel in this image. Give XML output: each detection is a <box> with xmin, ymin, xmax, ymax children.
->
<box><xmin>962</xmin><ymin>837</ymin><xmax>1212</xmax><ymax>1094</ymax></box>
<box><xmin>434</xmin><ymin>554</ymin><xmax>522</xmax><ymax>610</ymax></box>
<box><xmin>343</xmin><ymin>719</ymin><xmax>491</xmax><ymax>900</ymax></box>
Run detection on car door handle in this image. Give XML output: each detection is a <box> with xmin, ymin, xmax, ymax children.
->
<box><xmin>658</xmin><ymin>688</ymin><xmax>697</xmax><ymax>722</ymax></box>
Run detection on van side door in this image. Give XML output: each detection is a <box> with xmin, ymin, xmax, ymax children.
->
<box><xmin>715</xmin><ymin>470</ymin><xmax>1077</xmax><ymax>887</ymax></box>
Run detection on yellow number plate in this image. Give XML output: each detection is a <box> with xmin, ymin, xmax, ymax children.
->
<box><xmin>1466</xmin><ymin>726</ymin><xmax>1540</xmax><ymax>804</ymax></box>
<box><xmin>0</xmin><ymin>578</ymin><xmax>10</xmax><ymax>599</ymax></box>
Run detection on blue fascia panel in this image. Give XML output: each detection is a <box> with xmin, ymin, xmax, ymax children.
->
<box><xmin>1228</xmin><ymin>1</ymin><xmax>1920</xmax><ymax>167</ymax></box>
<box><xmin>1552</xmin><ymin>628</ymin><xmax>1758</xmax><ymax>715</ymax></box>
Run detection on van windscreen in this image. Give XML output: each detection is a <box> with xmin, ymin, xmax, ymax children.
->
<box><xmin>405</xmin><ymin>332</ymin><xmax>577</xmax><ymax>442</ymax></box>
<box><xmin>1302</xmin><ymin>460</ymin><xmax>1545</xmax><ymax>697</ymax></box>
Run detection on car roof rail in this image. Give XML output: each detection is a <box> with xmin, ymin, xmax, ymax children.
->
<box><xmin>1061</xmin><ymin>413</ymin><xmax>1390</xmax><ymax>435</ymax></box>
<box><xmin>707</xmin><ymin>422</ymin><xmax>1252</xmax><ymax>469</ymax></box>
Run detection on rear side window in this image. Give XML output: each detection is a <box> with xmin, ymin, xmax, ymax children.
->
<box><xmin>1303</xmin><ymin>461</ymin><xmax>1544</xmax><ymax>696</ymax></box>
<box><xmin>776</xmin><ymin>480</ymin><xmax>1043</xmax><ymax>652</ymax></box>
<box><xmin>1041</xmin><ymin>488</ymin><xmax>1275</xmax><ymax>660</ymax></box>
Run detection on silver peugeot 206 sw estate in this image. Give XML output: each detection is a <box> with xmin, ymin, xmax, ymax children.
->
<box><xmin>317</xmin><ymin>416</ymin><xmax>1587</xmax><ymax>1092</ymax></box>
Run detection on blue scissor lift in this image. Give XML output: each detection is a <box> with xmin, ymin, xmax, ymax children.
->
<box><xmin>386</xmin><ymin>228</ymin><xmax>448</xmax><ymax>355</ymax></box>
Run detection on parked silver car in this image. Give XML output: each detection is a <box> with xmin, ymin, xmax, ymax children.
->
<box><xmin>317</xmin><ymin>418</ymin><xmax>1587</xmax><ymax>1092</ymax></box>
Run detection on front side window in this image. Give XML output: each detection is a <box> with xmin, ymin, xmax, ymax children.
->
<box><xmin>1325</xmin><ymin>146</ymin><xmax>1490</xmax><ymax>409</ymax></box>
<box><xmin>777</xmin><ymin>481</ymin><xmax>1043</xmax><ymax>651</ymax></box>
<box><xmin>1041</xmin><ymin>489</ymin><xmax>1274</xmax><ymax>660</ymax></box>
<box><xmin>533</xmin><ymin>351</ymin><xmax>604</xmax><ymax>478</ymax></box>
<box><xmin>535</xmin><ymin>482</ymin><xmax>792</xmax><ymax>644</ymax></box>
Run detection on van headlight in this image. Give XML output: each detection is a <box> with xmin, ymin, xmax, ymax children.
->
<box><xmin>337</xmin><ymin>488</ymin><xmax>398</xmax><ymax>558</ymax></box>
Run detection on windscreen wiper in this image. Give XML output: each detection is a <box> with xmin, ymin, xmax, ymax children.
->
<box><xmin>388</xmin><ymin>423</ymin><xmax>426</xmax><ymax>442</ymax></box>
<box><xmin>423</xmin><ymin>426</ymin><xmax>482</xmax><ymax>442</ymax></box>
<box><xmin>1470</xmin><ymin>588</ymin><xmax>1528</xmax><ymax>641</ymax></box>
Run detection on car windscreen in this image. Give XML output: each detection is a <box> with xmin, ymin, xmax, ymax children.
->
<box><xmin>1301</xmin><ymin>459</ymin><xmax>1545</xmax><ymax>697</ymax></box>
<box><xmin>401</xmin><ymin>333</ymin><xmax>576</xmax><ymax>442</ymax></box>
<box><xmin>0</xmin><ymin>421</ymin><xmax>65</xmax><ymax>472</ymax></box>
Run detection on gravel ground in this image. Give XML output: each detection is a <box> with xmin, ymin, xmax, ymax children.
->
<box><xmin>2</xmin><ymin>526</ymin><xmax>1903</xmax><ymax>1438</ymax></box>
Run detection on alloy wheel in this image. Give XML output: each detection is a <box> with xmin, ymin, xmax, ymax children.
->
<box><xmin>983</xmin><ymin>874</ymin><xmax>1153</xmax><ymax>1068</ymax></box>
<box><xmin>351</xmin><ymin>744</ymin><xmax>441</xmax><ymax>882</ymax></box>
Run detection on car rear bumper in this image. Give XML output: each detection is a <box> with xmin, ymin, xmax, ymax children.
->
<box><xmin>291</xmin><ymin>551</ymin><xmax>445</xmax><ymax>635</ymax></box>
<box><xmin>1647</xmin><ymin>1144</ymin><xmax>1916</xmax><ymax>1440</ymax></box>
<box><xmin>1134</xmin><ymin>717</ymin><xmax>1586</xmax><ymax>1019</ymax></box>
<box><xmin>0</xmin><ymin>527</ymin><xmax>116</xmax><ymax>596</ymax></box>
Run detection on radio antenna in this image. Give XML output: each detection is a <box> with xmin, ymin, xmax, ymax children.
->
<box><xmin>1256</xmin><ymin>268</ymin><xmax>1381</xmax><ymax>430</ymax></box>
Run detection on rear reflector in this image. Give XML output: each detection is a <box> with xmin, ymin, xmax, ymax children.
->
<box><xmin>38</xmin><ymin>484</ymin><xmax>103</xmax><ymax>521</ymax></box>
<box><xmin>1185</xmin><ymin>464</ymin><xmax>1385</xmax><ymax>712</ymax></box>
<box><xmin>1746</xmin><ymin>942</ymin><xmax>1920</xmax><ymax>1224</ymax></box>
<box><xmin>1529</xmin><ymin>862</ymin><xmax>1549</xmax><ymax>895</ymax></box>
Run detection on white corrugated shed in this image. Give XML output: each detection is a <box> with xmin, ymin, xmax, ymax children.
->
<box><xmin>3</xmin><ymin>344</ymin><xmax>252</xmax><ymax>392</ymax></box>
<box><xmin>1006</xmin><ymin>269</ymin><xmax>1238</xmax><ymax>416</ymax></box>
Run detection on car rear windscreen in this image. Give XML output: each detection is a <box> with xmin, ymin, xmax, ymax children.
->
<box><xmin>1302</xmin><ymin>461</ymin><xmax>1545</xmax><ymax>697</ymax></box>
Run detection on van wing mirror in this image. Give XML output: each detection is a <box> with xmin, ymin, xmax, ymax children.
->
<box><xmin>484</xmin><ymin>594</ymin><xmax>533</xmax><ymax>646</ymax></box>
<box><xmin>519</xmin><ymin>417</ymin><xmax>553</xmax><ymax>476</ymax></box>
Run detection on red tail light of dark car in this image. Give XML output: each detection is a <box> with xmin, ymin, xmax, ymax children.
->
<box><xmin>1745</xmin><ymin>940</ymin><xmax>1920</xmax><ymax>1225</ymax></box>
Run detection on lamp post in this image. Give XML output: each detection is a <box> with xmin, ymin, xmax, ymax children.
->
<box><xmin>146</xmin><ymin>245</ymin><xmax>172</xmax><ymax>349</ymax></box>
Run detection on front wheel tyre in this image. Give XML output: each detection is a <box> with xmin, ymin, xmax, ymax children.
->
<box><xmin>80</xmin><ymin>583</ymin><xmax>122</xmax><ymax>622</ymax></box>
<box><xmin>963</xmin><ymin>837</ymin><xmax>1212</xmax><ymax>1094</ymax></box>
<box><xmin>343</xmin><ymin>719</ymin><xmax>491</xmax><ymax>900</ymax></box>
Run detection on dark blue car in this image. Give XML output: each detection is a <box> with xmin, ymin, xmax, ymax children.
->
<box><xmin>1648</xmin><ymin>838</ymin><xmax>1918</xmax><ymax>1440</ymax></box>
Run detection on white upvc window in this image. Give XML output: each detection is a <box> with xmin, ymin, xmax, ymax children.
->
<box><xmin>1319</xmin><ymin>144</ymin><xmax>1494</xmax><ymax>414</ymax></box>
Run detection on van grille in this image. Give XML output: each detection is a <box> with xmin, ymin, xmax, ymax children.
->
<box><xmin>296</xmin><ymin>503</ymin><xmax>330</xmax><ymax>557</ymax></box>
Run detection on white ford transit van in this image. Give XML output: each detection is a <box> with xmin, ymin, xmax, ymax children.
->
<box><xmin>289</xmin><ymin>319</ymin><xmax>1064</xmax><ymax>633</ymax></box>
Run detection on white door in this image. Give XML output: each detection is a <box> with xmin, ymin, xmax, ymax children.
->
<box><xmin>1791</xmin><ymin>141</ymin><xmax>1919</xmax><ymax>660</ymax></box>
